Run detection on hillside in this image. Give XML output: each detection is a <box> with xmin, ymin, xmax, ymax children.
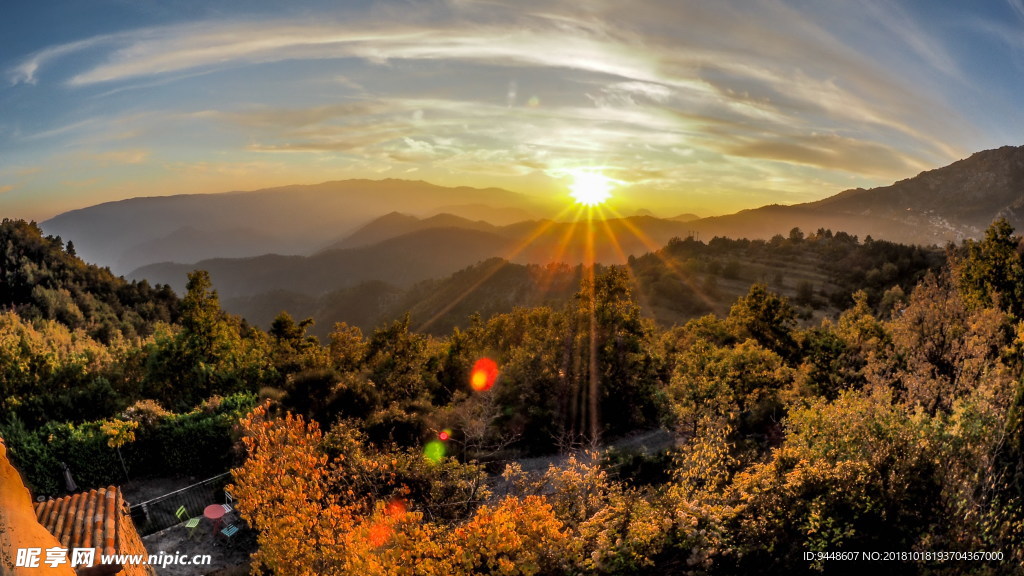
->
<box><xmin>688</xmin><ymin>145</ymin><xmax>1024</xmax><ymax>245</ymax></box>
<box><xmin>43</xmin><ymin>145</ymin><xmax>1024</xmax><ymax>277</ymax></box>
<box><xmin>128</xmin><ymin>214</ymin><xmax>706</xmax><ymax>296</ymax></box>
<box><xmin>0</xmin><ymin>219</ymin><xmax>179</xmax><ymax>341</ymax></box>
<box><xmin>221</xmin><ymin>229</ymin><xmax>942</xmax><ymax>338</ymax></box>
<box><xmin>807</xmin><ymin>145</ymin><xmax>1024</xmax><ymax>236</ymax></box>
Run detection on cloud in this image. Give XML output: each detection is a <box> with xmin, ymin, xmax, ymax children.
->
<box><xmin>207</xmin><ymin>102</ymin><xmax>388</xmax><ymax>129</ymax></box>
<box><xmin>0</xmin><ymin>184</ymin><xmax>14</xmax><ymax>195</ymax></box>
<box><xmin>1009</xmin><ymin>0</ymin><xmax>1024</xmax><ymax>21</ymax></box>
<box><xmin>4</xmin><ymin>0</ymin><xmax>985</xmax><ymax>211</ymax></box>
<box><xmin>8</xmin><ymin>36</ymin><xmax>111</xmax><ymax>85</ymax></box>
<box><xmin>721</xmin><ymin>134</ymin><xmax>926</xmax><ymax>177</ymax></box>
<box><xmin>81</xmin><ymin>149</ymin><xmax>151</xmax><ymax>165</ymax></box>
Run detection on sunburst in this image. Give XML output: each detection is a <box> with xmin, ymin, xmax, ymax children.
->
<box><xmin>568</xmin><ymin>170</ymin><xmax>615</xmax><ymax>206</ymax></box>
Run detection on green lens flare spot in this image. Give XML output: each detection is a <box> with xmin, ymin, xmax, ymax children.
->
<box><xmin>423</xmin><ymin>440</ymin><xmax>446</xmax><ymax>464</ymax></box>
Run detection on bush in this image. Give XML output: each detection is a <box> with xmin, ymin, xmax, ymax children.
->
<box><xmin>2</xmin><ymin>392</ymin><xmax>258</xmax><ymax>492</ymax></box>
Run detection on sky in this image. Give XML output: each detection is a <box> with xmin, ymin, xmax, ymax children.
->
<box><xmin>2</xmin><ymin>0</ymin><xmax>1024</xmax><ymax>222</ymax></box>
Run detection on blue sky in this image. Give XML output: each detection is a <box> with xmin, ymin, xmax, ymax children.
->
<box><xmin>3</xmin><ymin>0</ymin><xmax>1024</xmax><ymax>221</ymax></box>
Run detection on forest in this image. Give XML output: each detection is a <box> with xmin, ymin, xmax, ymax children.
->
<box><xmin>2</xmin><ymin>216</ymin><xmax>1023</xmax><ymax>575</ymax></box>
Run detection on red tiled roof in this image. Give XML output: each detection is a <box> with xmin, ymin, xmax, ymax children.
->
<box><xmin>0</xmin><ymin>440</ymin><xmax>77</xmax><ymax>575</ymax></box>
<box><xmin>34</xmin><ymin>486</ymin><xmax>122</xmax><ymax>555</ymax></box>
<box><xmin>33</xmin><ymin>486</ymin><xmax>155</xmax><ymax>576</ymax></box>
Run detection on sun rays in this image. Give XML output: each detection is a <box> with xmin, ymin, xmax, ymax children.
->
<box><xmin>415</xmin><ymin>174</ymin><xmax>718</xmax><ymax>334</ymax></box>
<box><xmin>407</xmin><ymin>172</ymin><xmax>726</xmax><ymax>442</ymax></box>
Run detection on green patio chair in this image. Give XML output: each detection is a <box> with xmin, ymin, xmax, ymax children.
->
<box><xmin>175</xmin><ymin>505</ymin><xmax>201</xmax><ymax>539</ymax></box>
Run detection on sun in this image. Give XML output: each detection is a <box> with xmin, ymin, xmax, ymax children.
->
<box><xmin>568</xmin><ymin>170</ymin><xmax>615</xmax><ymax>206</ymax></box>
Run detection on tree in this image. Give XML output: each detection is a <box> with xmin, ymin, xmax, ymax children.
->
<box><xmin>328</xmin><ymin>321</ymin><xmax>367</xmax><ymax>373</ymax></box>
<box><xmin>231</xmin><ymin>403</ymin><xmax>357</xmax><ymax>575</ymax></box>
<box><xmin>100</xmin><ymin>418</ymin><xmax>138</xmax><ymax>481</ymax></box>
<box><xmin>270</xmin><ymin>311</ymin><xmax>327</xmax><ymax>377</ymax></box>
<box><xmin>726</xmin><ymin>284</ymin><xmax>797</xmax><ymax>359</ymax></box>
<box><xmin>365</xmin><ymin>315</ymin><xmax>438</xmax><ymax>406</ymax></box>
<box><xmin>589</xmin><ymin>267</ymin><xmax>663</xmax><ymax>437</ymax></box>
<box><xmin>796</xmin><ymin>291</ymin><xmax>889</xmax><ymax>400</ymax></box>
<box><xmin>669</xmin><ymin>339</ymin><xmax>790</xmax><ymax>442</ymax></box>
<box><xmin>957</xmin><ymin>218</ymin><xmax>1024</xmax><ymax>319</ymax></box>
<box><xmin>144</xmin><ymin>270</ymin><xmax>273</xmax><ymax>408</ymax></box>
<box><xmin>730</xmin><ymin>392</ymin><xmax>941</xmax><ymax>573</ymax></box>
<box><xmin>889</xmin><ymin>272</ymin><xmax>1010</xmax><ymax>413</ymax></box>
<box><xmin>487</xmin><ymin>306</ymin><xmax>570</xmax><ymax>452</ymax></box>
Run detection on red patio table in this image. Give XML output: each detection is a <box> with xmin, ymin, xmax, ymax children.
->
<box><xmin>204</xmin><ymin>503</ymin><xmax>226</xmax><ymax>535</ymax></box>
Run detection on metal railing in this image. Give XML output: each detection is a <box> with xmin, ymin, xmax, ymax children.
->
<box><xmin>129</xmin><ymin>472</ymin><xmax>233</xmax><ymax>536</ymax></box>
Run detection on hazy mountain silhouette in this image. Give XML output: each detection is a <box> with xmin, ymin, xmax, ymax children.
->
<box><xmin>54</xmin><ymin>145</ymin><xmax>1024</xmax><ymax>296</ymax></box>
<box><xmin>224</xmin><ymin>261</ymin><xmax>581</xmax><ymax>339</ymax></box>
<box><xmin>323</xmin><ymin>212</ymin><xmax>500</xmax><ymax>251</ymax></box>
<box><xmin>218</xmin><ymin>229</ymin><xmax>940</xmax><ymax>339</ymax></box>
<box><xmin>129</xmin><ymin>214</ymin><xmax>707</xmax><ymax>297</ymax></box>
<box><xmin>132</xmin><ymin>227</ymin><xmax>515</xmax><ymax>297</ymax></box>
<box><xmin>41</xmin><ymin>180</ymin><xmax>555</xmax><ymax>273</ymax></box>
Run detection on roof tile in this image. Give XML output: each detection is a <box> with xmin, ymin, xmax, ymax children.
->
<box><xmin>34</xmin><ymin>486</ymin><xmax>156</xmax><ymax>576</ymax></box>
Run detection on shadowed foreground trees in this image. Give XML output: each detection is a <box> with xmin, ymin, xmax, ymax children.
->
<box><xmin>7</xmin><ymin>218</ymin><xmax>1024</xmax><ymax>574</ymax></box>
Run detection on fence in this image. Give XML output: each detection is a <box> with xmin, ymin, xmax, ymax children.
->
<box><xmin>129</xmin><ymin>472</ymin><xmax>232</xmax><ymax>536</ymax></box>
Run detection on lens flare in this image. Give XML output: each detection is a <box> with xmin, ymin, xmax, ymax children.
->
<box><xmin>470</xmin><ymin>357</ymin><xmax>499</xmax><ymax>391</ymax></box>
<box><xmin>385</xmin><ymin>498</ymin><xmax>407</xmax><ymax>517</ymax></box>
<box><xmin>368</xmin><ymin>522</ymin><xmax>391</xmax><ymax>547</ymax></box>
<box><xmin>368</xmin><ymin>498</ymin><xmax>408</xmax><ymax>547</ymax></box>
<box><xmin>438</xmin><ymin>429</ymin><xmax>452</xmax><ymax>441</ymax></box>
<box><xmin>424</xmin><ymin>440</ymin><xmax>446</xmax><ymax>463</ymax></box>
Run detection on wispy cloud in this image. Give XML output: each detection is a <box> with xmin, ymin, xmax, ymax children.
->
<box><xmin>1009</xmin><ymin>0</ymin><xmax>1024</xmax><ymax>21</ymax></box>
<box><xmin>77</xmin><ymin>148</ymin><xmax>151</xmax><ymax>166</ymax></box>
<box><xmin>8</xmin><ymin>36</ymin><xmax>112</xmax><ymax>85</ymax></box>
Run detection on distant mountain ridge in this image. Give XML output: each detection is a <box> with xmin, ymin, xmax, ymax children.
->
<box><xmin>42</xmin><ymin>179</ymin><xmax>556</xmax><ymax>274</ymax></box>
<box><xmin>806</xmin><ymin>145</ymin><xmax>1024</xmax><ymax>238</ymax></box>
<box><xmin>129</xmin><ymin>214</ymin><xmax>704</xmax><ymax>296</ymax></box>
<box><xmin>687</xmin><ymin>145</ymin><xmax>1024</xmax><ymax>245</ymax></box>
<box><xmin>324</xmin><ymin>212</ymin><xmax>500</xmax><ymax>251</ymax></box>
<box><xmin>128</xmin><ymin>142</ymin><xmax>1024</xmax><ymax>300</ymax></box>
<box><xmin>46</xmin><ymin>144</ymin><xmax>1024</xmax><ymax>285</ymax></box>
<box><xmin>132</xmin><ymin>226</ymin><xmax>514</xmax><ymax>297</ymax></box>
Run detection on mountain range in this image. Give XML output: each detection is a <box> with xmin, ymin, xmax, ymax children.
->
<box><xmin>41</xmin><ymin>179</ymin><xmax>557</xmax><ymax>274</ymax></box>
<box><xmin>36</xmin><ymin>144</ymin><xmax>1024</xmax><ymax>333</ymax></box>
<box><xmin>685</xmin><ymin>145</ymin><xmax>1024</xmax><ymax>245</ymax></box>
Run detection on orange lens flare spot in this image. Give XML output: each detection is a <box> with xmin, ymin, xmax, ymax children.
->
<box><xmin>470</xmin><ymin>357</ymin><xmax>498</xmax><ymax>391</ymax></box>
<box><xmin>368</xmin><ymin>522</ymin><xmax>392</xmax><ymax>547</ymax></box>
<box><xmin>438</xmin><ymin>429</ymin><xmax>451</xmax><ymax>441</ymax></box>
<box><xmin>385</xmin><ymin>498</ymin><xmax>407</xmax><ymax>517</ymax></box>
